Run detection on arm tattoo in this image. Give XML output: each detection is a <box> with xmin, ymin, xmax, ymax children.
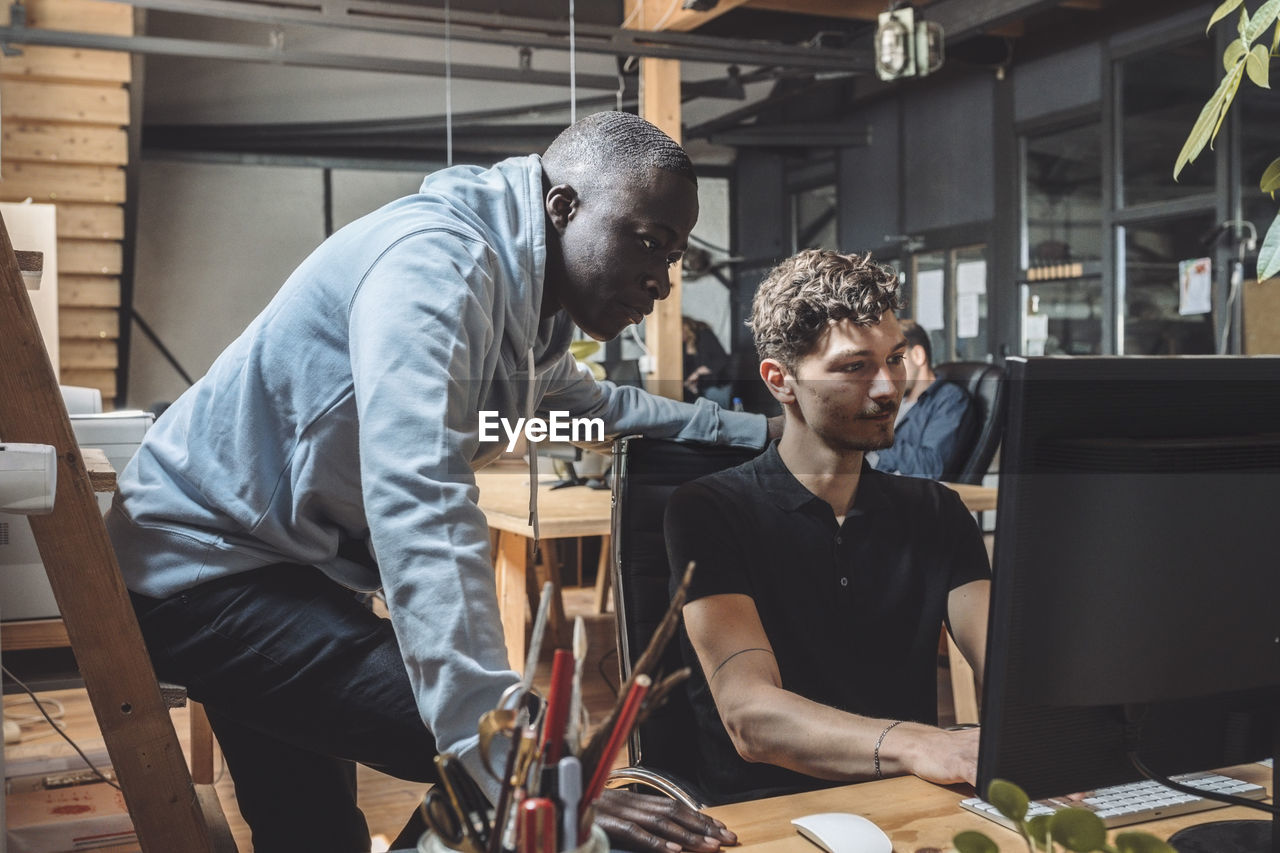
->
<box><xmin>709</xmin><ymin>647</ymin><xmax>775</xmax><ymax>683</ymax></box>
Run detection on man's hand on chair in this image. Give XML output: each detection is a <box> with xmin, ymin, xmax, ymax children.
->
<box><xmin>594</xmin><ymin>789</ymin><xmax>737</xmax><ymax>852</ymax></box>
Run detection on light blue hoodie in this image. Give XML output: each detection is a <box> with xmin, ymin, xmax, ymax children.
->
<box><xmin>106</xmin><ymin>154</ymin><xmax>766</xmax><ymax>790</ymax></box>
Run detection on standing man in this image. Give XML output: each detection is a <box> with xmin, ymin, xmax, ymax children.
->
<box><xmin>666</xmin><ymin>250</ymin><xmax>989</xmax><ymax>804</ymax></box>
<box><xmin>870</xmin><ymin>318</ymin><xmax>976</xmax><ymax>479</ymax></box>
<box><xmin>107</xmin><ymin>112</ymin><xmax>762</xmax><ymax>851</ymax></box>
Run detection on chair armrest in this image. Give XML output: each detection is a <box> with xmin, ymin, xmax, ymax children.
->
<box><xmin>606</xmin><ymin>765</ymin><xmax>708</xmax><ymax>811</ymax></box>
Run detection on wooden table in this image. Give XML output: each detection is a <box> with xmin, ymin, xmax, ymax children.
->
<box><xmin>706</xmin><ymin>763</ymin><xmax>1273</xmax><ymax>853</ymax></box>
<box><xmin>475</xmin><ymin>462</ymin><xmax>613</xmax><ymax>673</ymax></box>
<box><xmin>474</xmin><ymin>460</ymin><xmax>998</xmax><ymax>675</ymax></box>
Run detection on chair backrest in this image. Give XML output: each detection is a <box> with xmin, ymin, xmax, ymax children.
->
<box><xmin>932</xmin><ymin>361</ymin><xmax>1007</xmax><ymax>484</ymax></box>
<box><xmin>609</xmin><ymin>437</ymin><xmax>762</xmax><ymax>784</ymax></box>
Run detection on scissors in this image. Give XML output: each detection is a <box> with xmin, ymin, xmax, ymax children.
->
<box><xmin>421</xmin><ymin>756</ymin><xmax>492</xmax><ymax>853</ymax></box>
<box><xmin>421</xmin><ymin>788</ymin><xmax>485</xmax><ymax>853</ymax></box>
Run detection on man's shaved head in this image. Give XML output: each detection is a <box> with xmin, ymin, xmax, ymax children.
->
<box><xmin>543</xmin><ymin>111</ymin><xmax>697</xmax><ymax>194</ymax></box>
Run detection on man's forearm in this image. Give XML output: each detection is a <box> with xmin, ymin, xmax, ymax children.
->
<box><xmin>718</xmin><ymin>686</ymin><xmax>972</xmax><ymax>783</ymax></box>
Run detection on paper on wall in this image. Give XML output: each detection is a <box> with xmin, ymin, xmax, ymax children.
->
<box><xmin>915</xmin><ymin>269</ymin><xmax>945</xmax><ymax>330</ymax></box>
<box><xmin>1178</xmin><ymin>257</ymin><xmax>1212</xmax><ymax>316</ymax></box>
<box><xmin>957</xmin><ymin>293</ymin><xmax>981</xmax><ymax>339</ymax></box>
<box><xmin>956</xmin><ymin>259</ymin><xmax>987</xmax><ymax>295</ymax></box>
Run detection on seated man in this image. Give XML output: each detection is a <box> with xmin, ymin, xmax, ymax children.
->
<box><xmin>665</xmin><ymin>249</ymin><xmax>990</xmax><ymax>804</ymax></box>
<box><xmin>870</xmin><ymin>319</ymin><xmax>977</xmax><ymax>480</ymax></box>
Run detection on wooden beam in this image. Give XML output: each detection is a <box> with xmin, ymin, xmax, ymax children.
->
<box><xmin>745</xmin><ymin>0</ymin><xmax>884</xmax><ymax>20</ymax></box>
<box><xmin>626</xmin><ymin>0</ymin><xmax>685</xmax><ymax>399</ymax></box>
<box><xmin>0</xmin><ymin>618</ymin><xmax>72</xmax><ymax>652</ymax></box>
<box><xmin>924</xmin><ymin>0</ymin><xmax>1062</xmax><ymax>42</ymax></box>
<box><xmin>646</xmin><ymin>0</ymin><xmax>753</xmax><ymax>33</ymax></box>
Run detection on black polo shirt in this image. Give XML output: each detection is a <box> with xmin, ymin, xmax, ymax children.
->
<box><xmin>664</xmin><ymin>440</ymin><xmax>989</xmax><ymax>804</ymax></box>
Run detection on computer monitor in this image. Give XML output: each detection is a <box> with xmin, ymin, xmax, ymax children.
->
<box><xmin>978</xmin><ymin>356</ymin><xmax>1280</xmax><ymax>851</ymax></box>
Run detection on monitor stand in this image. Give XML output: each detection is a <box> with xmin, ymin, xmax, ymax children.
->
<box><xmin>1168</xmin><ymin>735</ymin><xmax>1276</xmax><ymax>853</ymax></box>
<box><xmin>1168</xmin><ymin>818</ymin><xmax>1272</xmax><ymax>853</ymax></box>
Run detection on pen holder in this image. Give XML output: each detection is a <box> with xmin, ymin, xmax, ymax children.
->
<box><xmin>416</xmin><ymin>823</ymin><xmax>609</xmax><ymax>853</ymax></box>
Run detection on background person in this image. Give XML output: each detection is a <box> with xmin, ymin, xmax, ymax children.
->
<box><xmin>870</xmin><ymin>318</ymin><xmax>977</xmax><ymax>480</ymax></box>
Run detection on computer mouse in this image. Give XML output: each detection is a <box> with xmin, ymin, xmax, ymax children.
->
<box><xmin>792</xmin><ymin>812</ymin><xmax>892</xmax><ymax>853</ymax></box>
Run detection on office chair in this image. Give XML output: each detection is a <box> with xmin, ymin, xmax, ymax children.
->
<box><xmin>606</xmin><ymin>437</ymin><xmax>762</xmax><ymax>809</ymax></box>
<box><xmin>932</xmin><ymin>361</ymin><xmax>1007</xmax><ymax>485</ymax></box>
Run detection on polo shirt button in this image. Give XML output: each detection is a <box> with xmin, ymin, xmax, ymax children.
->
<box><xmin>840</xmin><ymin>577</ymin><xmax>849</xmax><ymax>587</ymax></box>
<box><xmin>835</xmin><ymin>535</ymin><xmax>843</xmax><ymax>544</ymax></box>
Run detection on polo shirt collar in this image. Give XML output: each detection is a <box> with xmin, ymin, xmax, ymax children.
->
<box><xmin>751</xmin><ymin>440</ymin><xmax>894</xmax><ymax>515</ymax></box>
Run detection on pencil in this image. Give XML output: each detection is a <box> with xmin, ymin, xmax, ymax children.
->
<box><xmin>577</xmin><ymin>674</ymin><xmax>651</xmax><ymax>839</ymax></box>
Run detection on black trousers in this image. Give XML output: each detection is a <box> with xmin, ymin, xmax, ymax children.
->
<box><xmin>130</xmin><ymin>564</ymin><xmax>436</xmax><ymax>852</ymax></box>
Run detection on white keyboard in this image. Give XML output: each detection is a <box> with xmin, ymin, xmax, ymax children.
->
<box><xmin>960</xmin><ymin>771</ymin><xmax>1269</xmax><ymax>830</ymax></box>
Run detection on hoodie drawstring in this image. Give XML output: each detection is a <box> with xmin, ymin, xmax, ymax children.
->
<box><xmin>526</xmin><ymin>347</ymin><xmax>541</xmax><ymax>544</ymax></box>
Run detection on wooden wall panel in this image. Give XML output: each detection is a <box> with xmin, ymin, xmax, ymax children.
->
<box><xmin>59</xmin><ymin>368</ymin><xmax>117</xmax><ymax>397</ymax></box>
<box><xmin>0</xmin><ymin>0</ymin><xmax>132</xmax><ymax>404</ymax></box>
<box><xmin>0</xmin><ymin>45</ymin><xmax>131</xmax><ymax>85</ymax></box>
<box><xmin>0</xmin><ymin>162</ymin><xmax>126</xmax><ymax>203</ymax></box>
<box><xmin>4</xmin><ymin>124</ymin><xmax>129</xmax><ymax>165</ymax></box>
<box><xmin>60</xmin><ymin>306</ymin><xmax>119</xmax><ymax>339</ymax></box>
<box><xmin>57</xmin><ymin>203</ymin><xmax>125</xmax><ymax>240</ymax></box>
<box><xmin>61</xmin><ymin>338</ymin><xmax>119</xmax><ymax>369</ymax></box>
<box><xmin>1</xmin><ymin>80</ymin><xmax>130</xmax><ymax>125</ymax></box>
<box><xmin>59</xmin><ymin>239</ymin><xmax>123</xmax><ymax>275</ymax></box>
<box><xmin>60</xmin><ymin>274</ymin><xmax>121</xmax><ymax>307</ymax></box>
<box><xmin>23</xmin><ymin>0</ymin><xmax>133</xmax><ymax>36</ymax></box>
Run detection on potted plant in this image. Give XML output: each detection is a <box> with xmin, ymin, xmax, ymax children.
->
<box><xmin>953</xmin><ymin>780</ymin><xmax>1176</xmax><ymax>853</ymax></box>
<box><xmin>1175</xmin><ymin>0</ymin><xmax>1280</xmax><ymax>282</ymax></box>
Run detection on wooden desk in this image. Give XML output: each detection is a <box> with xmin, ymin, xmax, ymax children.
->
<box><xmin>474</xmin><ymin>460</ymin><xmax>998</xmax><ymax>675</ymax></box>
<box><xmin>475</xmin><ymin>462</ymin><xmax>613</xmax><ymax>673</ymax></box>
<box><xmin>705</xmin><ymin>763</ymin><xmax>1273</xmax><ymax>853</ymax></box>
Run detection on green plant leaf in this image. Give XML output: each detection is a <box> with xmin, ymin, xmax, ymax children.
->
<box><xmin>1211</xmin><ymin>64</ymin><xmax>1246</xmax><ymax>140</ymax></box>
<box><xmin>1026</xmin><ymin>814</ymin><xmax>1052</xmax><ymax>848</ymax></box>
<box><xmin>1048</xmin><ymin>809</ymin><xmax>1108</xmax><ymax>852</ymax></box>
<box><xmin>1258</xmin><ymin>215</ymin><xmax>1280</xmax><ymax>281</ymax></box>
<box><xmin>1174</xmin><ymin>63</ymin><xmax>1245</xmax><ymax>178</ymax></box>
<box><xmin>1225</xmin><ymin>38</ymin><xmax>1248</xmax><ymax>70</ymax></box>
<box><xmin>1245</xmin><ymin>0</ymin><xmax>1280</xmax><ymax>42</ymax></box>
<box><xmin>1260</xmin><ymin>156</ymin><xmax>1280</xmax><ymax>195</ymax></box>
<box><xmin>986</xmin><ymin>779</ymin><xmax>1030</xmax><ymax>823</ymax></box>
<box><xmin>1272</xmin><ymin>20</ymin><xmax>1280</xmax><ymax>54</ymax></box>
<box><xmin>954</xmin><ymin>830</ymin><xmax>1001</xmax><ymax>853</ymax></box>
<box><xmin>1209</xmin><ymin>0</ymin><xmax>1246</xmax><ymax>31</ymax></box>
<box><xmin>1113</xmin><ymin>832</ymin><xmax>1179</xmax><ymax>853</ymax></box>
<box><xmin>1246</xmin><ymin>43</ymin><xmax>1272</xmax><ymax>86</ymax></box>
<box><xmin>1240</xmin><ymin>5</ymin><xmax>1251</xmax><ymax>39</ymax></box>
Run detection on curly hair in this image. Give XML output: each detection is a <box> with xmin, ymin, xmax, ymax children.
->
<box><xmin>749</xmin><ymin>249</ymin><xmax>904</xmax><ymax>368</ymax></box>
<box><xmin>543</xmin><ymin>111</ymin><xmax>696</xmax><ymax>191</ymax></box>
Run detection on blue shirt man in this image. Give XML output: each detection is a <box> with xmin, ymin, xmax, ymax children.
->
<box><xmin>872</xmin><ymin>319</ymin><xmax>977</xmax><ymax>479</ymax></box>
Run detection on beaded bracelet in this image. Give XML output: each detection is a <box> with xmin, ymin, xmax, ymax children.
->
<box><xmin>872</xmin><ymin>720</ymin><xmax>904</xmax><ymax>780</ymax></box>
